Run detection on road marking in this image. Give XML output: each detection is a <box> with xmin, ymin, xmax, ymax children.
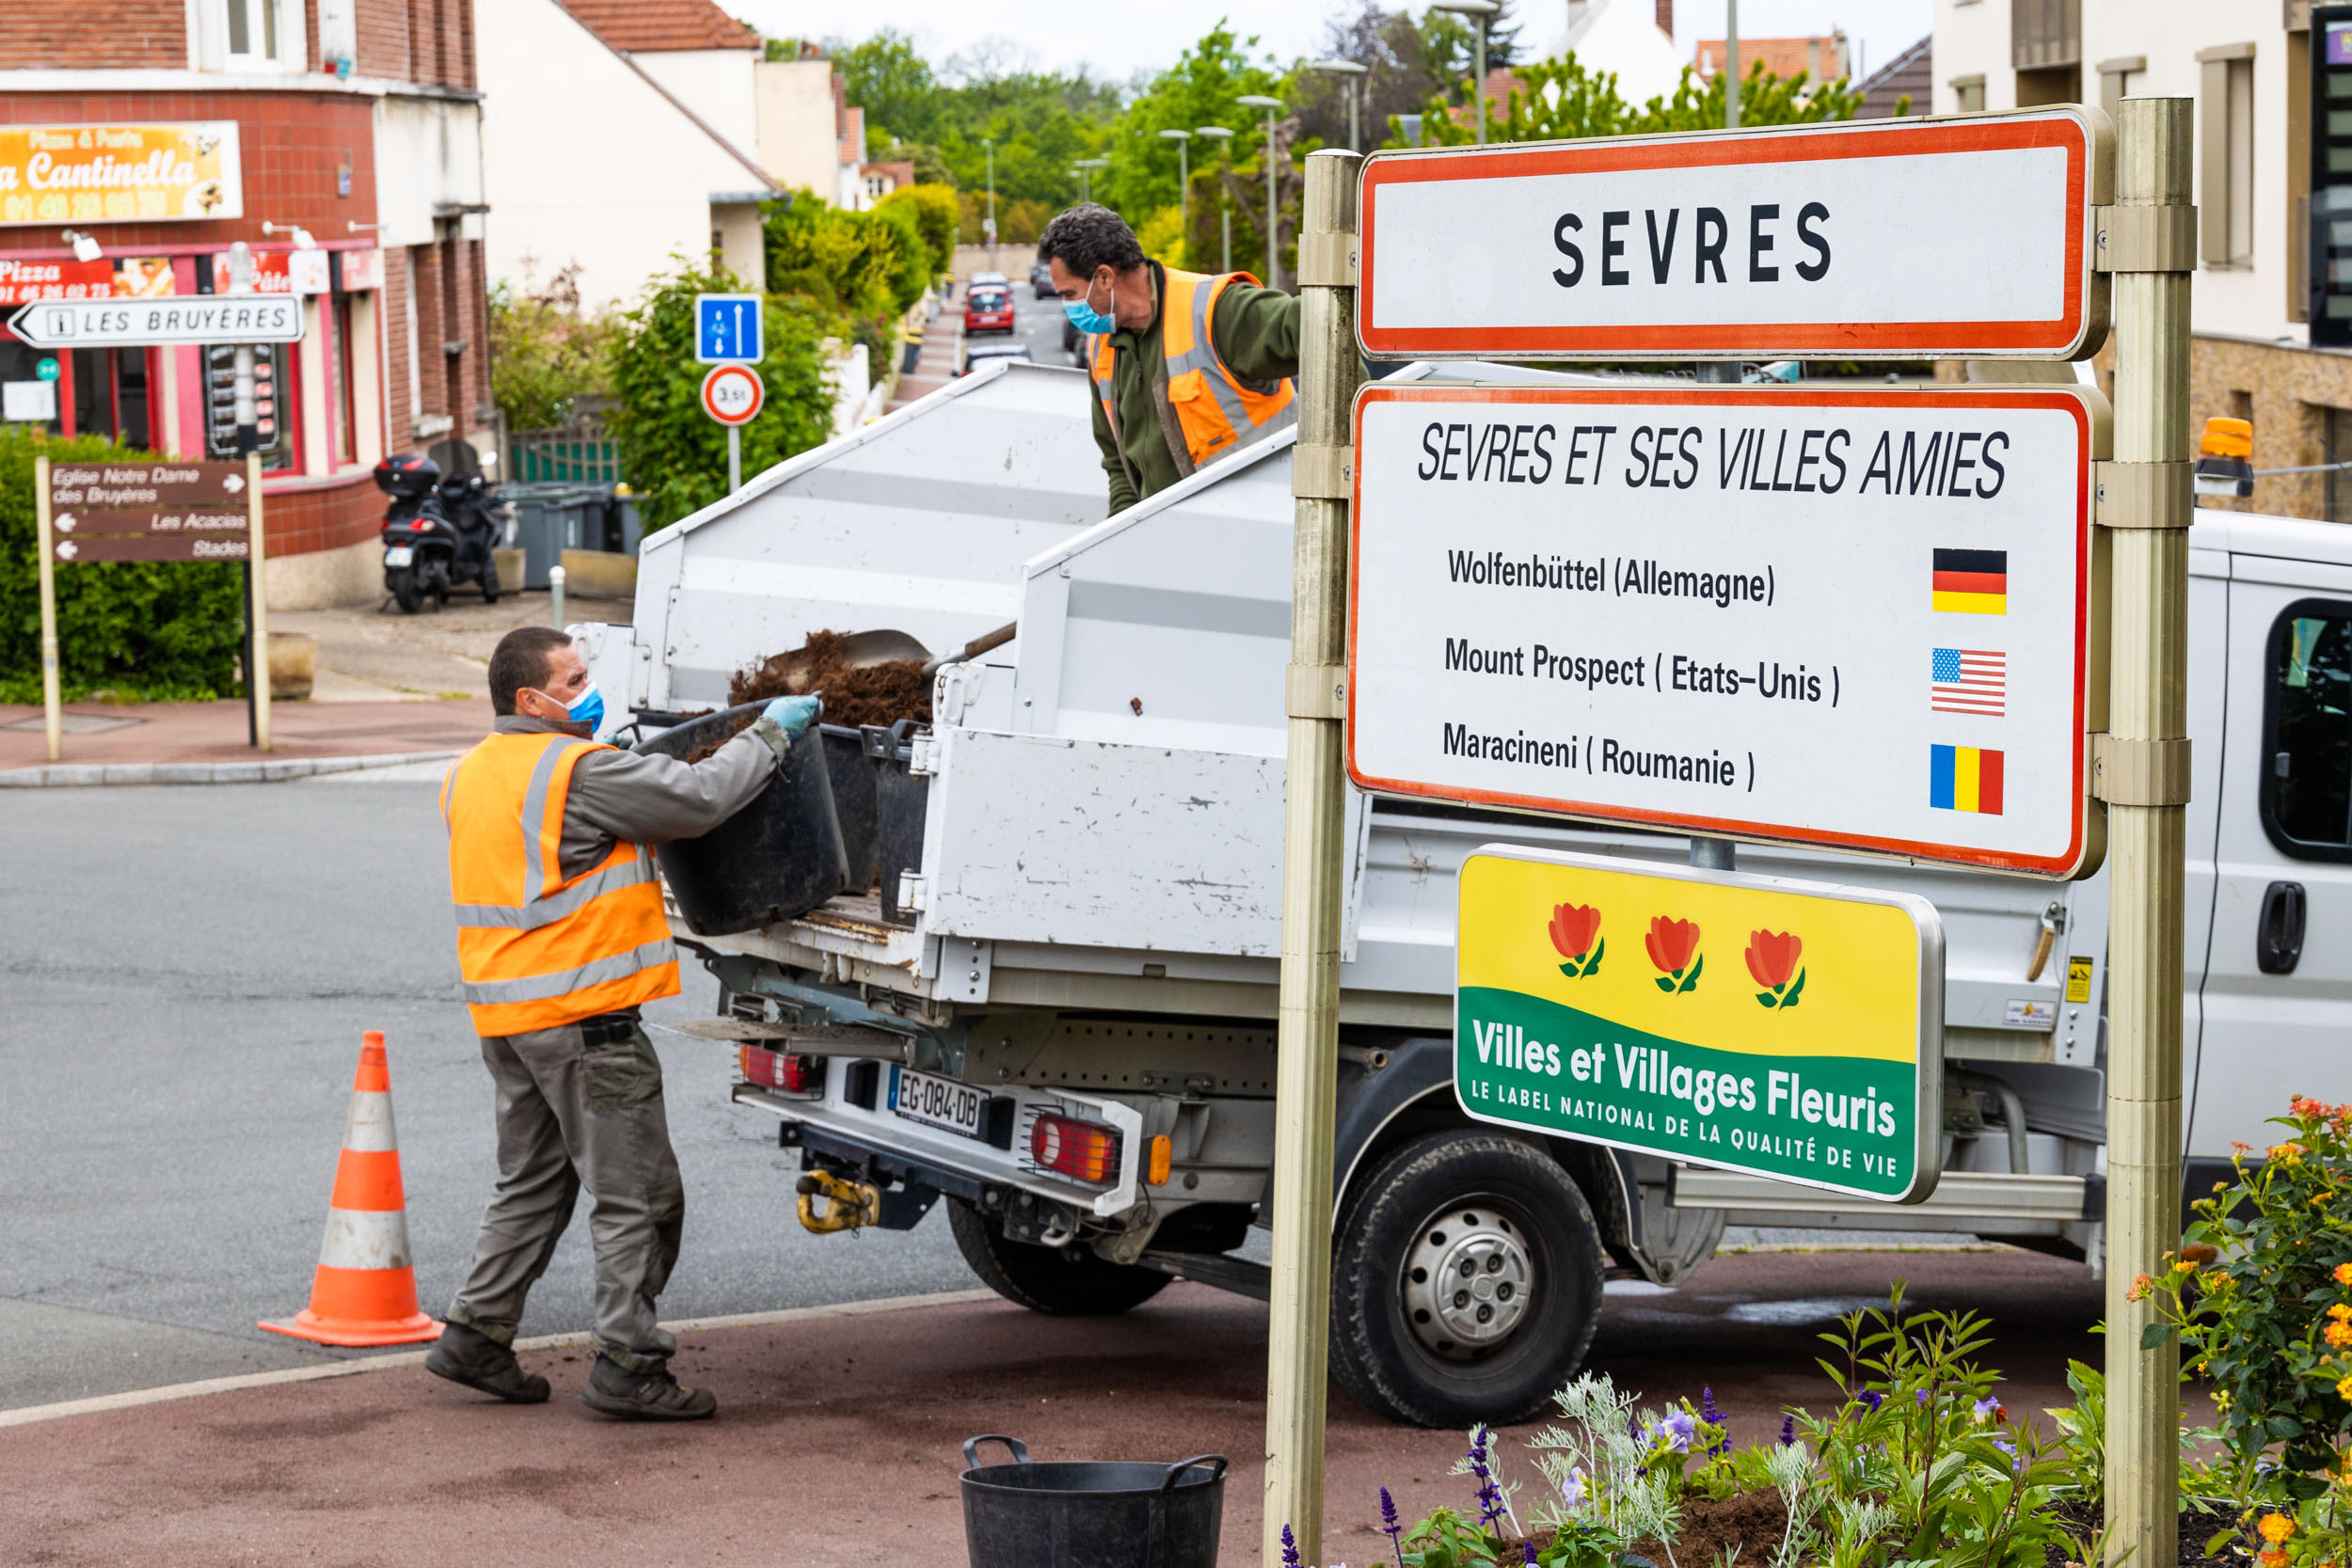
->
<box><xmin>0</xmin><ymin>1289</ymin><xmax>995</xmax><ymax>1428</ymax></box>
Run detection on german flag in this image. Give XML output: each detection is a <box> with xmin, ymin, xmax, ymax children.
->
<box><xmin>1931</xmin><ymin>548</ymin><xmax>2008</xmax><ymax>614</ymax></box>
<box><xmin>1929</xmin><ymin>744</ymin><xmax>2005</xmax><ymax>815</ymax></box>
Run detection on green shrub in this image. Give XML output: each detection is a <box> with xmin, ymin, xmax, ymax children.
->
<box><xmin>766</xmin><ymin>195</ymin><xmax>929</xmax><ymax>316</ymax></box>
<box><xmin>0</xmin><ymin>427</ymin><xmax>246</xmax><ymax>703</ymax></box>
<box><xmin>604</xmin><ymin>259</ymin><xmax>836</xmax><ymax>531</ymax></box>
<box><xmin>876</xmin><ymin>183</ymin><xmax>961</xmax><ymax>277</ymax></box>
<box><xmin>487</xmin><ymin>263</ymin><xmax>617</xmax><ymax>431</ymax></box>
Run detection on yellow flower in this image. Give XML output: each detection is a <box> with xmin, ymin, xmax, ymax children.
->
<box><xmin>2328</xmin><ymin>1321</ymin><xmax>2352</xmax><ymax>1350</ymax></box>
<box><xmin>2263</xmin><ymin>1514</ymin><xmax>2297</xmax><ymax>1544</ymax></box>
<box><xmin>2262</xmin><ymin>1548</ymin><xmax>2290</xmax><ymax>1568</ymax></box>
<box><xmin>2338</xmin><ymin>1262</ymin><xmax>2352</xmax><ymax>1286</ymax></box>
<box><xmin>2338</xmin><ymin>1373</ymin><xmax>2352</xmax><ymax>1402</ymax></box>
<box><xmin>2174</xmin><ymin>1259</ymin><xmax>2198</xmax><ymax>1273</ymax></box>
<box><xmin>2331</xmin><ymin>1304</ymin><xmax>2352</xmax><ymax>1323</ymax></box>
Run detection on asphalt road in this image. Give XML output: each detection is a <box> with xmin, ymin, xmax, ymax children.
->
<box><xmin>0</xmin><ymin>776</ymin><xmax>975</xmax><ymax>1411</ymax></box>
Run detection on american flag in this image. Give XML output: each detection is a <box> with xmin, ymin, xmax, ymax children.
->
<box><xmin>1931</xmin><ymin>647</ymin><xmax>2006</xmax><ymax>716</ymax></box>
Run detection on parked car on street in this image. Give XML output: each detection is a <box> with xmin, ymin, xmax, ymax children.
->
<box><xmin>970</xmin><ymin>271</ymin><xmax>1008</xmax><ymax>290</ymax></box>
<box><xmin>965</xmin><ymin>285</ymin><xmax>1015</xmax><ymax>336</ymax></box>
<box><xmin>1030</xmin><ymin>261</ymin><xmax>1055</xmax><ymax>299</ymax></box>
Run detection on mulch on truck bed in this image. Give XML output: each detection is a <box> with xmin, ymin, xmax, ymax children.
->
<box><xmin>0</xmin><ymin>1250</ymin><xmax>2109</xmax><ymax>1568</ymax></box>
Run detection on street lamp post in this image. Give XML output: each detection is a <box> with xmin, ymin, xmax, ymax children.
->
<box><xmin>983</xmin><ymin>136</ymin><xmax>998</xmax><ymax>267</ymax></box>
<box><xmin>1724</xmin><ymin>0</ymin><xmax>1742</xmax><ymax>129</ymax></box>
<box><xmin>1195</xmin><ymin>126</ymin><xmax>1233</xmax><ymax>272</ymax></box>
<box><xmin>1072</xmin><ymin>156</ymin><xmax>1107</xmax><ymax>205</ymax></box>
<box><xmin>1434</xmin><ymin>0</ymin><xmax>1501</xmax><ymax>145</ymax></box>
<box><xmin>1159</xmin><ymin>127</ymin><xmax>1192</xmax><ymax>241</ymax></box>
<box><xmin>1303</xmin><ymin>58</ymin><xmax>1369</xmax><ymax>153</ymax></box>
<box><xmin>1237</xmin><ymin>94</ymin><xmax>1285</xmax><ymax>288</ymax></box>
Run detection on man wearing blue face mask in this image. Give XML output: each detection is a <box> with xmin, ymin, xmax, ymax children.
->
<box><xmin>429</xmin><ymin>626</ymin><xmax>818</xmax><ymax>1421</ymax></box>
<box><xmin>1038</xmin><ymin>202</ymin><xmax>1301</xmax><ymax>514</ymax></box>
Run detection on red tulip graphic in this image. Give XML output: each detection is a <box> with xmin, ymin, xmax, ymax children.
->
<box><xmin>1747</xmin><ymin>929</ymin><xmax>1806</xmax><ymax>1010</ymax></box>
<box><xmin>1645</xmin><ymin>916</ymin><xmax>1702</xmax><ymax>994</ymax></box>
<box><xmin>1549</xmin><ymin>903</ymin><xmax>1603</xmax><ymax>977</ymax></box>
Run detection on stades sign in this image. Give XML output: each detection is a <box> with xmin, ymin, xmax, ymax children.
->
<box><xmin>1357</xmin><ymin>107</ymin><xmax>2108</xmax><ymax>360</ymax></box>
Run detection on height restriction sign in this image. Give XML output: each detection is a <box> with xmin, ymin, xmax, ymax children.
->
<box><xmin>1357</xmin><ymin>107</ymin><xmax>2107</xmax><ymax>360</ymax></box>
<box><xmin>1345</xmin><ymin>382</ymin><xmax>2108</xmax><ymax>878</ymax></box>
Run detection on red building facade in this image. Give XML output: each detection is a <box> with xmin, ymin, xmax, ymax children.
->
<box><xmin>0</xmin><ymin>0</ymin><xmax>489</xmax><ymax>606</ymax></box>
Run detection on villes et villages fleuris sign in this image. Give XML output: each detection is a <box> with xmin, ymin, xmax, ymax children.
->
<box><xmin>1454</xmin><ymin>847</ymin><xmax>1945</xmax><ymax>1202</ymax></box>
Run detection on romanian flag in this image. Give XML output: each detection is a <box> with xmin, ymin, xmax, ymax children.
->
<box><xmin>1931</xmin><ymin>548</ymin><xmax>2008</xmax><ymax>614</ymax></box>
<box><xmin>1930</xmin><ymin>744</ymin><xmax>2005</xmax><ymax>815</ymax></box>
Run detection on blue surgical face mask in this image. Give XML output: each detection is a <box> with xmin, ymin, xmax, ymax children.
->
<box><xmin>535</xmin><ymin>682</ymin><xmax>604</xmax><ymax>734</ymax></box>
<box><xmin>1061</xmin><ymin>273</ymin><xmax>1116</xmax><ymax>335</ymax></box>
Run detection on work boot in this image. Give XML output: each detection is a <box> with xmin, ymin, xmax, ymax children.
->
<box><xmin>580</xmin><ymin>1354</ymin><xmax>718</xmax><ymax>1421</ymax></box>
<box><xmin>424</xmin><ymin>1322</ymin><xmax>550</xmax><ymax>1404</ymax></box>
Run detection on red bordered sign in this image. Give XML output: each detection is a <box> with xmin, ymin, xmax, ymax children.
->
<box><xmin>700</xmin><ymin>362</ymin><xmax>764</xmax><ymax>425</ymax></box>
<box><xmin>1358</xmin><ymin>107</ymin><xmax>2107</xmax><ymax>361</ymax></box>
<box><xmin>1344</xmin><ymin>382</ymin><xmax>2108</xmax><ymax>878</ymax></box>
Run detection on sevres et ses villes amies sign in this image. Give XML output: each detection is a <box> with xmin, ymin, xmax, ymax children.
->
<box><xmin>1358</xmin><ymin>107</ymin><xmax>2106</xmax><ymax>359</ymax></box>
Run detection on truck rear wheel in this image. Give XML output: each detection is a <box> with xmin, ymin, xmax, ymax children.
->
<box><xmin>1329</xmin><ymin>1130</ymin><xmax>1604</xmax><ymax>1428</ymax></box>
<box><xmin>946</xmin><ymin>1198</ymin><xmax>1170</xmax><ymax>1316</ymax></box>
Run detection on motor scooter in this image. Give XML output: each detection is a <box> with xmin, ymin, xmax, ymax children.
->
<box><xmin>373</xmin><ymin>454</ymin><xmax>503</xmax><ymax>613</ymax></box>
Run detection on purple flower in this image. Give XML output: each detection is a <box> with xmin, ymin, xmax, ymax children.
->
<box><xmin>1560</xmin><ymin>1466</ymin><xmax>1589</xmax><ymax>1512</ymax></box>
<box><xmin>1777</xmin><ymin>1413</ymin><xmax>1796</xmax><ymax>1448</ymax></box>
<box><xmin>1860</xmin><ymin>1389</ymin><xmax>1883</xmax><ymax>1412</ymax></box>
<box><xmin>1281</xmin><ymin>1524</ymin><xmax>1302</xmax><ymax>1568</ymax></box>
<box><xmin>1380</xmin><ymin>1485</ymin><xmax>1405</xmax><ymax>1568</ymax></box>
<box><xmin>1915</xmin><ymin>1388</ymin><xmax>1931</xmax><ymax>1406</ymax></box>
<box><xmin>1701</xmin><ymin>1386</ymin><xmax>1728</xmax><ymax>1455</ymax></box>
<box><xmin>1647</xmin><ymin>1409</ymin><xmax>1697</xmax><ymax>1452</ymax></box>
<box><xmin>1525</xmin><ymin>1543</ymin><xmax>1540</xmax><ymax>1566</ymax></box>
<box><xmin>1972</xmin><ymin>1396</ymin><xmax>2005</xmax><ymax>1425</ymax></box>
<box><xmin>1469</xmin><ymin>1425</ymin><xmax>1505</xmax><ymax>1529</ymax></box>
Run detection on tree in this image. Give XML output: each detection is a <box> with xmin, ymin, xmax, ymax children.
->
<box><xmin>1292</xmin><ymin>3</ymin><xmax>1481</xmax><ymax>152</ymax></box>
<box><xmin>834</xmin><ymin>29</ymin><xmax>938</xmax><ymax>151</ymax></box>
<box><xmin>875</xmin><ymin>183</ymin><xmax>961</xmax><ymax>277</ymax></box>
<box><xmin>605</xmin><ymin>261</ymin><xmax>835</xmax><ymax>530</ymax></box>
<box><xmin>1097</xmin><ymin>24</ymin><xmax>1285</xmax><ymax>222</ymax></box>
<box><xmin>487</xmin><ymin>262</ymin><xmax>616</xmax><ymax>431</ymax></box>
<box><xmin>1392</xmin><ymin>55</ymin><xmax>1864</xmax><ymax>147</ymax></box>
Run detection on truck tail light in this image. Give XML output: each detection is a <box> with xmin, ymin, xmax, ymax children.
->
<box><xmin>1030</xmin><ymin>1112</ymin><xmax>1121</xmax><ymax>1185</ymax></box>
<box><xmin>740</xmin><ymin>1044</ymin><xmax>826</xmax><ymax>1096</ymax></box>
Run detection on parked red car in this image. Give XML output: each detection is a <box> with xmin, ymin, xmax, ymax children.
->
<box><xmin>964</xmin><ymin>285</ymin><xmax>1015</xmax><ymax>335</ymax></box>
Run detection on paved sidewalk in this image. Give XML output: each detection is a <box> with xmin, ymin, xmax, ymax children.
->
<box><xmin>0</xmin><ymin>1250</ymin><xmax>2104</xmax><ymax>1568</ymax></box>
<box><xmin>0</xmin><ymin>698</ymin><xmax>490</xmax><ymax>779</ymax></box>
<box><xmin>889</xmin><ymin>298</ymin><xmax>964</xmax><ymax>413</ymax></box>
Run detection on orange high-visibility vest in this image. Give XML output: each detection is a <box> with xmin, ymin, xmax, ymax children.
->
<box><xmin>440</xmin><ymin>731</ymin><xmax>678</xmax><ymax>1037</ymax></box>
<box><xmin>1089</xmin><ymin>267</ymin><xmax>1296</xmax><ymax>481</ymax></box>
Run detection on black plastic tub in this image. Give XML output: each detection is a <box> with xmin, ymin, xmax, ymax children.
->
<box><xmin>960</xmin><ymin>1435</ymin><xmax>1226</xmax><ymax>1568</ymax></box>
<box><xmin>633</xmin><ymin>703</ymin><xmax>850</xmax><ymax>935</ymax></box>
<box><xmin>866</xmin><ymin>721</ymin><xmax>929</xmax><ymax>927</ymax></box>
<box><xmin>820</xmin><ymin>723</ymin><xmax>881</xmax><ymax>893</ymax></box>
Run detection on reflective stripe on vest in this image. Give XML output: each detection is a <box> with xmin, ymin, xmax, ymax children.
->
<box><xmin>443</xmin><ymin>731</ymin><xmax>679</xmax><ymax>1036</ymax></box>
<box><xmin>1088</xmin><ymin>267</ymin><xmax>1296</xmax><ymax>480</ymax></box>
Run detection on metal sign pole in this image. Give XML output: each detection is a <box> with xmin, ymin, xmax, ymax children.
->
<box><xmin>728</xmin><ymin>424</ymin><xmax>742</xmax><ymax>495</ymax></box>
<box><xmin>1263</xmin><ymin>147</ymin><xmax>1360</xmax><ymax>1568</ymax></box>
<box><xmin>35</xmin><ymin>456</ymin><xmax>60</xmax><ymax>762</ymax></box>
<box><xmin>246</xmin><ymin>452</ymin><xmax>271</xmax><ymax>752</ymax></box>
<box><xmin>2102</xmin><ymin>95</ymin><xmax>2193</xmax><ymax>1568</ymax></box>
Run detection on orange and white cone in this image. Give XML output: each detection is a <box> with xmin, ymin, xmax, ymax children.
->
<box><xmin>260</xmin><ymin>1031</ymin><xmax>442</xmax><ymax>1347</ymax></box>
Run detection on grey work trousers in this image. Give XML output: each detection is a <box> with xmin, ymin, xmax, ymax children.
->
<box><xmin>446</xmin><ymin>1018</ymin><xmax>684</xmax><ymax>1373</ymax></box>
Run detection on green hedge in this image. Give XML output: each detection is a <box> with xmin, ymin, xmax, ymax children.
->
<box><xmin>0</xmin><ymin>427</ymin><xmax>247</xmax><ymax>703</ymax></box>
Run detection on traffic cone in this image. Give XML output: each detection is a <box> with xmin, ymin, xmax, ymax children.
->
<box><xmin>260</xmin><ymin>1031</ymin><xmax>442</xmax><ymax>1346</ymax></box>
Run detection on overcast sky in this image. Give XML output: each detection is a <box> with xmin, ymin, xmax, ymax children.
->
<box><xmin>734</xmin><ymin>0</ymin><xmax>1935</xmax><ymax>89</ymax></box>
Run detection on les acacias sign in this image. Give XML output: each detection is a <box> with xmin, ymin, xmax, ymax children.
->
<box><xmin>1455</xmin><ymin>847</ymin><xmax>1945</xmax><ymax>1202</ymax></box>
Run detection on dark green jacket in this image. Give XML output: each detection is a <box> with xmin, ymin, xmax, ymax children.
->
<box><xmin>1089</xmin><ymin>261</ymin><xmax>1301</xmax><ymax>514</ymax></box>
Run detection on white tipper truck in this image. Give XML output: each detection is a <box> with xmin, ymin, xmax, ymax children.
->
<box><xmin>576</xmin><ymin>358</ymin><xmax>2352</xmax><ymax>1427</ymax></box>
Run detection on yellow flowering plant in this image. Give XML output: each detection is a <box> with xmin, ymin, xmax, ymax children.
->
<box><xmin>2138</xmin><ymin>1096</ymin><xmax>2352</xmax><ymax>1556</ymax></box>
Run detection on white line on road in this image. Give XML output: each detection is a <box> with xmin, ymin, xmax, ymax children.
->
<box><xmin>0</xmin><ymin>1289</ymin><xmax>995</xmax><ymax>1429</ymax></box>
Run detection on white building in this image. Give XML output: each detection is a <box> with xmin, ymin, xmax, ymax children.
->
<box><xmin>1542</xmin><ymin>0</ymin><xmax>1687</xmax><ymax>105</ymax></box>
<box><xmin>1933</xmin><ymin>0</ymin><xmax>2348</xmax><ymax>522</ymax></box>
<box><xmin>476</xmin><ymin>0</ymin><xmax>775</xmax><ymax>314</ymax></box>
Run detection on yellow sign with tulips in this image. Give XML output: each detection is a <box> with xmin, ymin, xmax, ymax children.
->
<box><xmin>1456</xmin><ymin>847</ymin><xmax>1945</xmax><ymax>1202</ymax></box>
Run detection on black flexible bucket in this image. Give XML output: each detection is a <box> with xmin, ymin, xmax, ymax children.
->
<box><xmin>820</xmin><ymin>723</ymin><xmax>881</xmax><ymax>892</ymax></box>
<box><xmin>960</xmin><ymin>1436</ymin><xmax>1226</xmax><ymax>1568</ymax></box>
<box><xmin>632</xmin><ymin>703</ymin><xmax>850</xmax><ymax>935</ymax></box>
<box><xmin>866</xmin><ymin>721</ymin><xmax>930</xmax><ymax>927</ymax></box>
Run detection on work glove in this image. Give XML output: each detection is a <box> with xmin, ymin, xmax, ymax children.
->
<box><xmin>762</xmin><ymin>695</ymin><xmax>821</xmax><ymax>743</ymax></box>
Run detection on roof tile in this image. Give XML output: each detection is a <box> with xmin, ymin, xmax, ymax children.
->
<box><xmin>563</xmin><ymin>0</ymin><xmax>757</xmax><ymax>54</ymax></box>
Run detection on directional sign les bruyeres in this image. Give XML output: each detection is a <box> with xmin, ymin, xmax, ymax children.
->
<box><xmin>1346</xmin><ymin>383</ymin><xmax>2107</xmax><ymax>878</ymax></box>
<box><xmin>8</xmin><ymin>293</ymin><xmax>302</xmax><ymax>348</ymax></box>
<box><xmin>1455</xmin><ymin>847</ymin><xmax>1944</xmax><ymax>1202</ymax></box>
<box><xmin>1358</xmin><ymin>106</ymin><xmax>2106</xmax><ymax>360</ymax></box>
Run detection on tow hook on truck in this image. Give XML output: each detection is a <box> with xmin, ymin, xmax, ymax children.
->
<box><xmin>796</xmin><ymin>1170</ymin><xmax>881</xmax><ymax>1233</ymax></box>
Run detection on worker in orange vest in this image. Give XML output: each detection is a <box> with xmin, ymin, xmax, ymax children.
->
<box><xmin>1039</xmin><ymin>202</ymin><xmax>1298</xmax><ymax>514</ymax></box>
<box><xmin>427</xmin><ymin>625</ymin><xmax>818</xmax><ymax>1420</ymax></box>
